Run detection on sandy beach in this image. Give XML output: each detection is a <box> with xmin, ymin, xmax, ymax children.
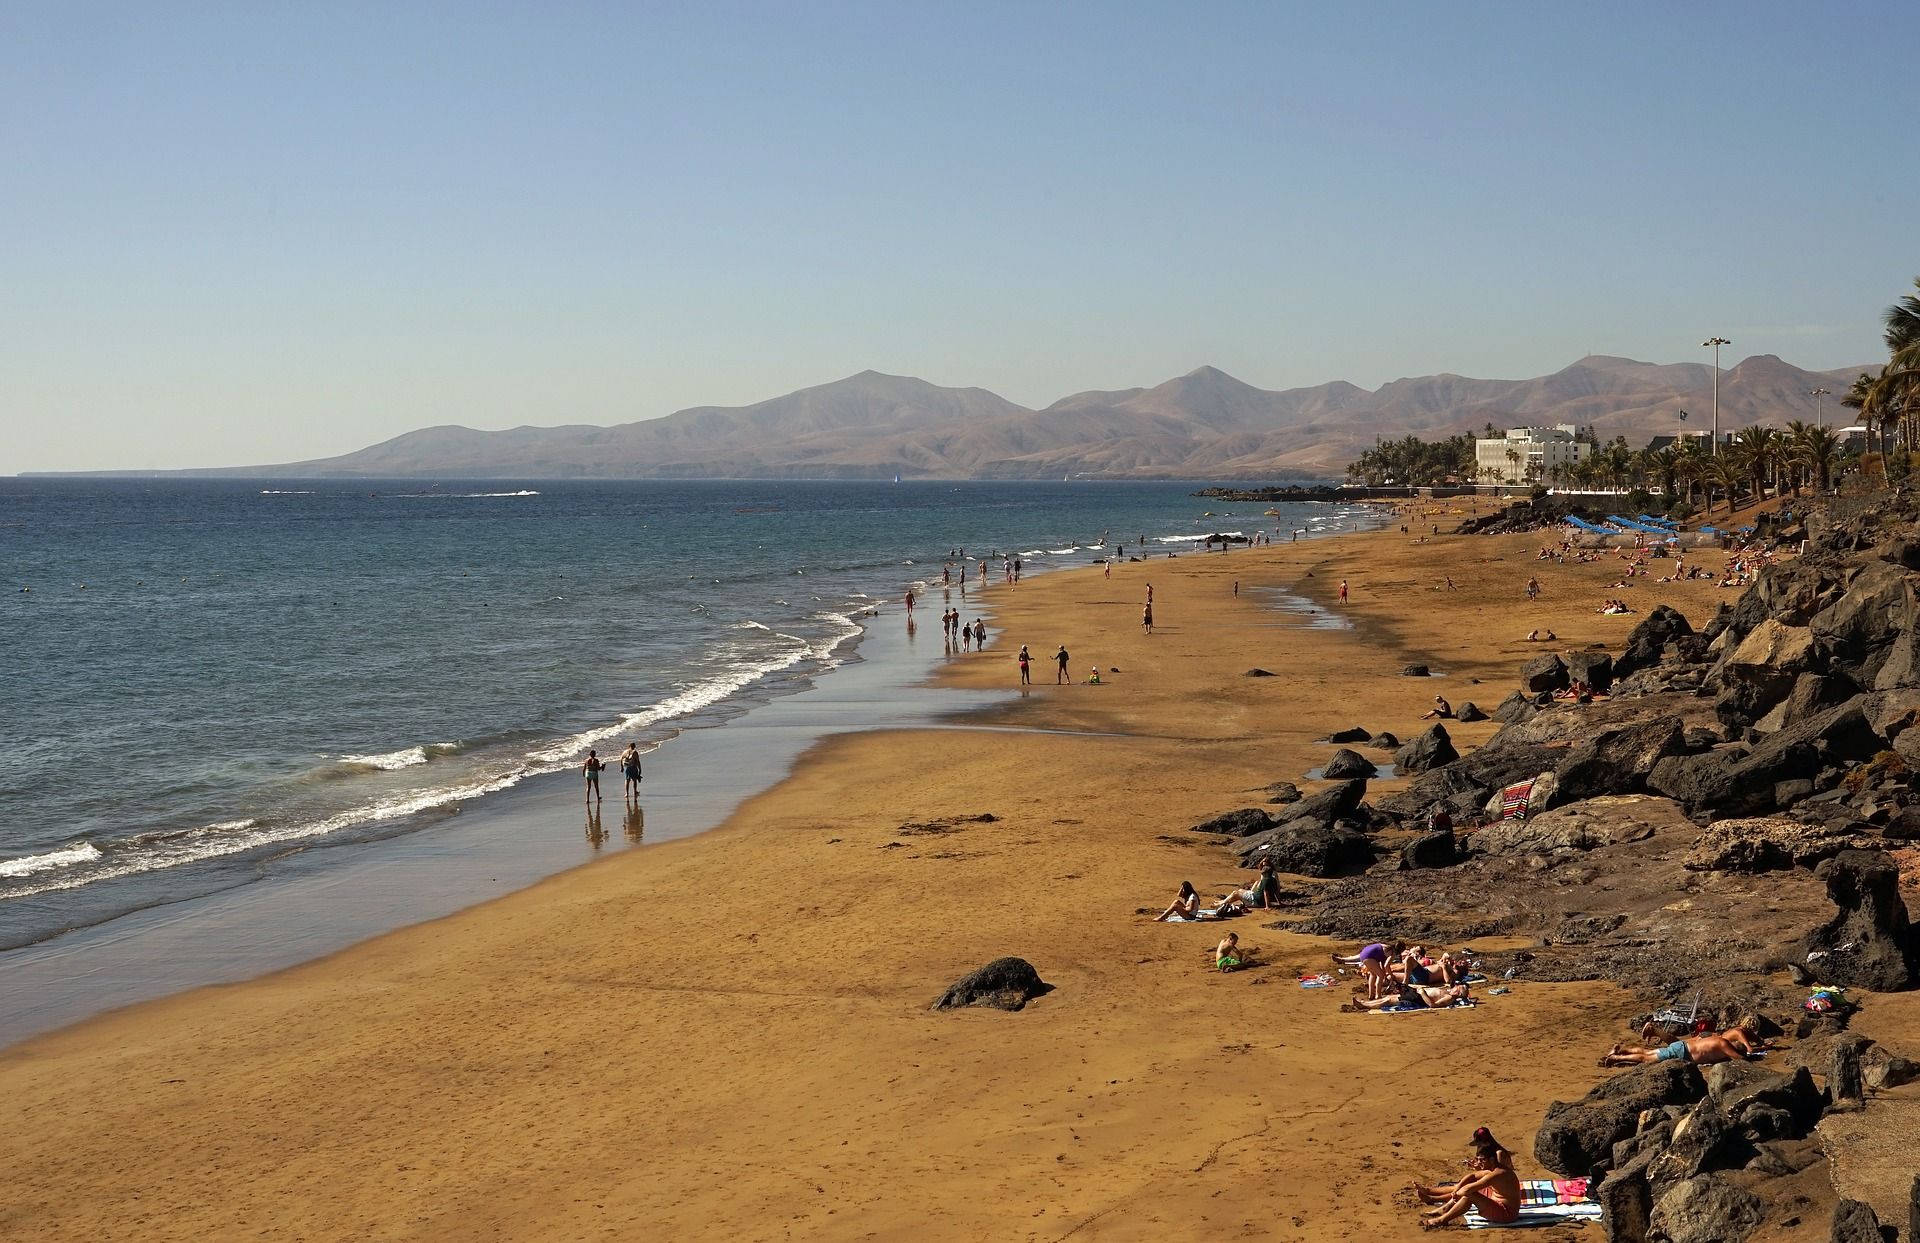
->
<box><xmin>0</xmin><ymin>513</ymin><xmax>1864</xmax><ymax>1240</ymax></box>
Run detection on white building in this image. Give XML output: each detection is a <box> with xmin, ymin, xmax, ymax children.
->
<box><xmin>1474</xmin><ymin>425</ymin><xmax>1589</xmax><ymax>486</ymax></box>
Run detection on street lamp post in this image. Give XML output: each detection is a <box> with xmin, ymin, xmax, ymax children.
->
<box><xmin>1702</xmin><ymin>337</ymin><xmax>1731</xmax><ymax>453</ymax></box>
<box><xmin>1808</xmin><ymin>387</ymin><xmax>1831</xmax><ymax>429</ymax></box>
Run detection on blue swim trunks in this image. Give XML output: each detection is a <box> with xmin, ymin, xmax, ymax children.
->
<box><xmin>1656</xmin><ymin>1040</ymin><xmax>1690</xmax><ymax>1063</ymax></box>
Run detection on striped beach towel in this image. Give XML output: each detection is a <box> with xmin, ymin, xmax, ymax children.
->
<box><xmin>1465</xmin><ymin>1179</ymin><xmax>1598</xmax><ymax>1229</ymax></box>
<box><xmin>1500</xmin><ymin>779</ymin><xmax>1537</xmax><ymax>821</ymax></box>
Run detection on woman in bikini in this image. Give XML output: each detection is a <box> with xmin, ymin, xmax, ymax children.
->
<box><xmin>1412</xmin><ymin>1135</ymin><xmax>1520</xmax><ymax>1229</ymax></box>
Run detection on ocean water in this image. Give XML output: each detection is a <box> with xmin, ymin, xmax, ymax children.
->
<box><xmin>0</xmin><ymin>478</ymin><xmax>1374</xmax><ymax>950</ymax></box>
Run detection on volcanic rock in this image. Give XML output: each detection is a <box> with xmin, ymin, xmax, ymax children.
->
<box><xmin>932</xmin><ymin>957</ymin><xmax>1050</xmax><ymax>1012</ymax></box>
<box><xmin>1796</xmin><ymin>849</ymin><xmax>1916</xmax><ymax>992</ymax></box>
<box><xmin>1395</xmin><ymin>724</ymin><xmax>1459</xmax><ymax>774</ymax></box>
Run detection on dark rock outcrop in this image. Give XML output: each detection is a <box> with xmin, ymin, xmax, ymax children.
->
<box><xmin>1321</xmin><ymin>748</ymin><xmax>1377</xmax><ymax>779</ymax></box>
<box><xmin>1395</xmin><ymin>724</ymin><xmax>1459</xmax><ymax>774</ymax></box>
<box><xmin>1613</xmin><ymin>605</ymin><xmax>1696</xmax><ymax>681</ymax></box>
<box><xmin>1552</xmin><ymin>720</ymin><xmax>1686</xmax><ymax>803</ymax></box>
<box><xmin>1796</xmin><ymin>849</ymin><xmax>1916</xmax><ymax>992</ymax></box>
<box><xmin>932</xmin><ymin>957</ymin><xmax>1050</xmax><ymax>1012</ymax></box>
<box><xmin>1648</xmin><ymin>702</ymin><xmax>1881</xmax><ymax>818</ymax></box>
<box><xmin>1454</xmin><ymin>701</ymin><xmax>1488</xmax><ymax>722</ymax></box>
<box><xmin>1366</xmin><ymin>731</ymin><xmax>1401</xmax><ymax>751</ymax></box>
<box><xmin>1327</xmin><ymin>726</ymin><xmax>1370</xmax><ymax>743</ymax></box>
<box><xmin>1193</xmin><ymin>808</ymin><xmax>1273</xmax><ymax>837</ymax></box>
<box><xmin>1829</xmin><ymin>1199</ymin><xmax>1883</xmax><ymax>1243</ymax></box>
<box><xmin>1534</xmin><ymin>1061</ymin><xmax>1705</xmax><ymax>1176</ymax></box>
<box><xmin>1521</xmin><ymin>653</ymin><xmax>1571</xmax><ymax>693</ymax></box>
<box><xmin>1565</xmin><ymin>650</ymin><xmax>1615</xmax><ymax>693</ymax></box>
<box><xmin>1403</xmin><ymin>663</ymin><xmax>1430</xmax><ymax>677</ymax></box>
<box><xmin>1399</xmin><ymin>830</ymin><xmax>1459</xmax><ymax>870</ymax></box>
<box><xmin>1235</xmin><ymin>821</ymin><xmax>1377</xmax><ymax>877</ymax></box>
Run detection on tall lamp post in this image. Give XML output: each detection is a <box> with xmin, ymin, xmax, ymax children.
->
<box><xmin>1808</xmin><ymin>387</ymin><xmax>1831</xmax><ymax>429</ymax></box>
<box><xmin>1702</xmin><ymin>337</ymin><xmax>1731</xmax><ymax>453</ymax></box>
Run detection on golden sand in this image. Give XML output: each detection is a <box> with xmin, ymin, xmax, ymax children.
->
<box><xmin>0</xmin><ymin>519</ymin><xmax>1754</xmax><ymax>1241</ymax></box>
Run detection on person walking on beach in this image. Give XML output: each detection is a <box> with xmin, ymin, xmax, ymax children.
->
<box><xmin>620</xmin><ymin>742</ymin><xmax>643</xmax><ymax>800</ymax></box>
<box><xmin>1338</xmin><ymin>578</ymin><xmax>1349</xmax><ymax>603</ymax></box>
<box><xmin>1142</xmin><ymin>602</ymin><xmax>1153</xmax><ymax>633</ymax></box>
<box><xmin>973</xmin><ymin>619</ymin><xmax>987</xmax><ymax>649</ymax></box>
<box><xmin>1232</xmin><ymin>580</ymin><xmax>1239</xmax><ymax>597</ymax></box>
<box><xmin>1145</xmin><ymin>582</ymin><xmax>1154</xmax><ymax>604</ymax></box>
<box><xmin>1018</xmin><ymin>644</ymin><xmax>1031</xmax><ymax>684</ymax></box>
<box><xmin>904</xmin><ymin>587</ymin><xmax>916</xmax><ymax>612</ymax></box>
<box><xmin>582</xmin><ymin>749</ymin><xmax>606</xmax><ymax>804</ymax></box>
<box><xmin>1055</xmin><ymin>645</ymin><xmax>1070</xmax><ymax>684</ymax></box>
<box><xmin>1526</xmin><ymin>576</ymin><xmax>1540</xmax><ymax>601</ymax></box>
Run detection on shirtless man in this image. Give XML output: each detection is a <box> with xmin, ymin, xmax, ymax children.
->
<box><xmin>1345</xmin><ymin>981</ymin><xmax>1471</xmax><ymax>1012</ymax></box>
<box><xmin>1055</xmin><ymin>645</ymin><xmax>1070</xmax><ymax>684</ymax></box>
<box><xmin>1598</xmin><ymin>1030</ymin><xmax>1747</xmax><ymax>1068</ymax></box>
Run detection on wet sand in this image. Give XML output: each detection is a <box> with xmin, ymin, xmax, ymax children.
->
<box><xmin>0</xmin><ymin>517</ymin><xmax>1764</xmax><ymax>1241</ymax></box>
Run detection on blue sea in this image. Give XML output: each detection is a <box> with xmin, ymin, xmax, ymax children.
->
<box><xmin>0</xmin><ymin>478</ymin><xmax>1372</xmax><ymax>952</ymax></box>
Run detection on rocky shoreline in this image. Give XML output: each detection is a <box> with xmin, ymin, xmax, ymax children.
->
<box><xmin>1189</xmin><ymin>492</ymin><xmax>1920</xmax><ymax>1240</ymax></box>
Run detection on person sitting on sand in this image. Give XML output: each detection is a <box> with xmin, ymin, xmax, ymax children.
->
<box><xmin>1411</xmin><ymin>1135</ymin><xmax>1522</xmax><ymax>1229</ymax></box>
<box><xmin>1598</xmin><ymin>1030</ymin><xmax>1748</xmax><ymax>1068</ymax></box>
<box><xmin>1344</xmin><ymin>980</ymin><xmax>1471</xmax><ymax>1012</ymax></box>
<box><xmin>1421</xmin><ymin>695</ymin><xmax>1453</xmax><ymax>720</ymax></box>
<box><xmin>1215</xmin><ymin>931</ymin><xmax>1252</xmax><ymax>972</ymax></box>
<box><xmin>1215</xmin><ymin>856</ymin><xmax>1281</xmax><ymax>914</ymax></box>
<box><xmin>1156</xmin><ymin>881</ymin><xmax>1202</xmax><ymax>922</ymax></box>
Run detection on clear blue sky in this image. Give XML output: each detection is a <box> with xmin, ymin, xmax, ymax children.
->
<box><xmin>3</xmin><ymin>1</ymin><xmax>1913</xmax><ymax>471</ymax></box>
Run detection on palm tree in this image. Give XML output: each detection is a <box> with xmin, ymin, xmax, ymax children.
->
<box><xmin>1731</xmin><ymin>426</ymin><xmax>1782</xmax><ymax>504</ymax></box>
<box><xmin>1793</xmin><ymin>425</ymin><xmax>1844</xmax><ymax>494</ymax></box>
<box><xmin>1701</xmin><ymin>451</ymin><xmax>1744</xmax><ymax>512</ymax></box>
<box><xmin>1644</xmin><ymin>446</ymin><xmax>1681</xmax><ymax>500</ymax></box>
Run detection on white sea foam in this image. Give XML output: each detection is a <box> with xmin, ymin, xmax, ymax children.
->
<box><xmin>258</xmin><ymin>490</ymin><xmax>315</xmax><ymax>495</ymax></box>
<box><xmin>339</xmin><ymin>746</ymin><xmax>430</xmax><ymax>771</ymax></box>
<box><xmin>0</xmin><ymin>842</ymin><xmax>102</xmax><ymax>878</ymax></box>
<box><xmin>1046</xmin><ymin>547</ymin><xmax>1077</xmax><ymax>555</ymax></box>
<box><xmin>1155</xmin><ymin>530</ymin><xmax>1249</xmax><ymax>543</ymax></box>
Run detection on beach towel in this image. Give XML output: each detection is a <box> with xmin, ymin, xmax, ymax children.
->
<box><xmin>1499</xmin><ymin>779</ymin><xmax>1536</xmax><ymax>821</ymax></box>
<box><xmin>1465</xmin><ymin>1180</ymin><xmax>1598</xmax><ymax>1229</ymax></box>
<box><xmin>1298</xmin><ymin>974</ymin><xmax>1334</xmax><ymax>988</ymax></box>
<box><xmin>1162</xmin><ymin>908</ymin><xmax>1228</xmax><ymax>923</ymax></box>
<box><xmin>1372</xmin><ymin>999</ymin><xmax>1477</xmax><ymax>1013</ymax></box>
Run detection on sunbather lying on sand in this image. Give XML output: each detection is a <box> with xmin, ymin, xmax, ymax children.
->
<box><xmin>1411</xmin><ymin>1137</ymin><xmax>1521</xmax><ymax>1229</ymax></box>
<box><xmin>1391</xmin><ymin>946</ymin><xmax>1466</xmax><ymax>987</ymax></box>
<box><xmin>1598</xmin><ymin>1030</ymin><xmax>1747</xmax><ymax>1067</ymax></box>
<box><xmin>1155</xmin><ymin>882</ymin><xmax>1201</xmax><ymax>922</ymax></box>
<box><xmin>1343</xmin><ymin>981</ymin><xmax>1471</xmax><ymax>1012</ymax></box>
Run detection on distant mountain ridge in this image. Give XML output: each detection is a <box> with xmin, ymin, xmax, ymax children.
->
<box><xmin>163</xmin><ymin>355</ymin><xmax>1874</xmax><ymax>481</ymax></box>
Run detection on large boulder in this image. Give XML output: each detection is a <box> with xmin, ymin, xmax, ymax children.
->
<box><xmin>1193</xmin><ymin>808</ymin><xmax>1274</xmax><ymax>837</ymax></box>
<box><xmin>1492</xmin><ymin>689</ymin><xmax>1540</xmax><ymax>725</ymax></box>
<box><xmin>1375</xmin><ymin>763</ymin><xmax>1490</xmax><ymax>822</ymax></box>
<box><xmin>1830</xmin><ymin>1200</ymin><xmax>1884</xmax><ymax>1243</ymax></box>
<box><xmin>1454</xmin><ymin>701</ymin><xmax>1488</xmax><ymax>722</ymax></box>
<box><xmin>1796</xmin><ymin>850</ymin><xmax>1916</xmax><ymax>992</ymax></box>
<box><xmin>1399</xmin><ymin>830</ymin><xmax>1460</xmax><ymax>870</ymax></box>
<box><xmin>1565</xmin><ymin>649</ymin><xmax>1616</xmax><ymax>693</ymax></box>
<box><xmin>932</xmin><ymin>957</ymin><xmax>1050</xmax><ymax>1011</ymax></box>
<box><xmin>1472</xmin><ymin>799</ymin><xmax>1607</xmax><ymax>854</ymax></box>
<box><xmin>1326</xmin><ymin>726</ymin><xmax>1371</xmax><ymax>743</ymax></box>
<box><xmin>1395</xmin><ymin>724</ymin><xmax>1459</xmax><ymax>773</ymax></box>
<box><xmin>1521</xmin><ymin>652</ymin><xmax>1571</xmax><ymax>693</ymax></box>
<box><xmin>1286</xmin><ymin>779</ymin><xmax>1368</xmax><ymax>829</ymax></box>
<box><xmin>1646</xmin><ymin>1175</ymin><xmax>1762</xmax><ymax>1243</ymax></box>
<box><xmin>1753</xmin><ymin>673</ymin><xmax>1854</xmax><ymax>734</ymax></box>
<box><xmin>1595</xmin><ymin>1158</ymin><xmax>1653</xmax><ymax>1243</ymax></box>
<box><xmin>1235</xmin><ymin>820</ymin><xmax>1377</xmax><ymax>877</ymax></box>
<box><xmin>1321</xmin><ymin>748</ymin><xmax>1377</xmax><ymax>779</ymax></box>
<box><xmin>1552</xmin><ymin>720</ymin><xmax>1686</xmax><ymax>803</ymax></box>
<box><xmin>1613</xmin><ymin>605</ymin><xmax>1697</xmax><ymax>681</ymax></box>
<box><xmin>1648</xmin><ymin>701</ymin><xmax>1881</xmax><ymax>818</ymax></box>
<box><xmin>1809</xmin><ymin>561</ymin><xmax>1915</xmax><ymax>688</ymax></box>
<box><xmin>1534</xmin><ymin>1061</ymin><xmax>1705</xmax><ymax>1176</ymax></box>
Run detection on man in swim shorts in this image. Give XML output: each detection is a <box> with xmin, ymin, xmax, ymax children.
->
<box><xmin>582</xmin><ymin>749</ymin><xmax>605</xmax><ymax>804</ymax></box>
<box><xmin>1055</xmin><ymin>645</ymin><xmax>1070</xmax><ymax>684</ymax></box>
<box><xmin>1598</xmin><ymin>1031</ymin><xmax>1745</xmax><ymax>1067</ymax></box>
<box><xmin>620</xmin><ymin>742</ymin><xmax>643</xmax><ymax>800</ymax></box>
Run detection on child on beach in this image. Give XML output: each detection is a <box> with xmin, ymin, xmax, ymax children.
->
<box><xmin>1215</xmin><ymin>932</ymin><xmax>1246</xmax><ymax>972</ymax></box>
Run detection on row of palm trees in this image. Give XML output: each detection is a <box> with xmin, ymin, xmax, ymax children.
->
<box><xmin>1841</xmin><ymin>276</ymin><xmax>1920</xmax><ymax>462</ymax></box>
<box><xmin>1542</xmin><ymin>421</ymin><xmax>1846</xmax><ymax>512</ymax></box>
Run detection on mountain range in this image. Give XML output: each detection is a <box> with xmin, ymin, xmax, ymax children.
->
<box><xmin>190</xmin><ymin>354</ymin><xmax>1874</xmax><ymax>481</ymax></box>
